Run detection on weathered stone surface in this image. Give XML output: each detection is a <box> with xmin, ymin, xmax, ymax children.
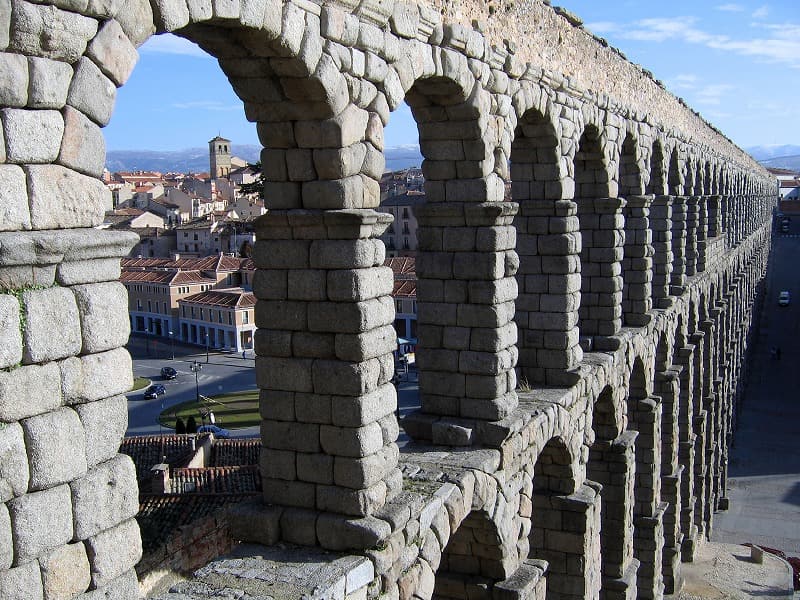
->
<box><xmin>0</xmin><ymin>561</ymin><xmax>43</xmax><ymax>600</ymax></box>
<box><xmin>1</xmin><ymin>108</ymin><xmax>64</xmax><ymax>163</ymax></box>
<box><xmin>27</xmin><ymin>57</ymin><xmax>73</xmax><ymax>109</ymax></box>
<box><xmin>74</xmin><ymin>397</ymin><xmax>126</xmax><ymax>468</ymax></box>
<box><xmin>56</xmin><ymin>258</ymin><xmax>121</xmax><ymax>286</ymax></box>
<box><xmin>84</xmin><ymin>519</ymin><xmax>141</xmax><ymax>589</ymax></box>
<box><xmin>86</xmin><ymin>18</ymin><xmax>138</xmax><ymax>85</ymax></box>
<box><xmin>39</xmin><ymin>543</ymin><xmax>91</xmax><ymax>599</ymax></box>
<box><xmin>0</xmin><ymin>165</ymin><xmax>30</xmax><ymax>232</ymax></box>
<box><xmin>25</xmin><ymin>165</ymin><xmax>109</xmax><ymax>229</ymax></box>
<box><xmin>10</xmin><ymin>1</ymin><xmax>98</xmax><ymax>62</ymax></box>
<box><xmin>0</xmin><ymin>504</ymin><xmax>11</xmax><ymax>570</ymax></box>
<box><xmin>66</xmin><ymin>57</ymin><xmax>116</xmax><ymax>126</ymax></box>
<box><xmin>23</xmin><ymin>407</ymin><xmax>87</xmax><ymax>491</ymax></box>
<box><xmin>8</xmin><ymin>484</ymin><xmax>73</xmax><ymax>564</ymax></box>
<box><xmin>74</xmin><ymin>568</ymin><xmax>138</xmax><ymax>599</ymax></box>
<box><xmin>64</xmin><ymin>348</ymin><xmax>133</xmax><ymax>403</ymax></box>
<box><xmin>71</xmin><ymin>454</ymin><xmax>138</xmax><ymax>539</ymax></box>
<box><xmin>21</xmin><ymin>286</ymin><xmax>82</xmax><ymax>363</ymax></box>
<box><xmin>58</xmin><ymin>105</ymin><xmax>106</xmax><ymax>177</ymax></box>
<box><xmin>72</xmin><ymin>282</ymin><xmax>129</xmax><ymax>353</ymax></box>
<box><xmin>0</xmin><ymin>362</ymin><xmax>61</xmax><ymax>422</ymax></box>
<box><xmin>0</xmin><ymin>294</ymin><xmax>22</xmax><ymax>367</ymax></box>
<box><xmin>0</xmin><ymin>53</ymin><xmax>27</xmax><ymax>107</ymax></box>
<box><xmin>0</xmin><ymin>423</ymin><xmax>28</xmax><ymax>502</ymax></box>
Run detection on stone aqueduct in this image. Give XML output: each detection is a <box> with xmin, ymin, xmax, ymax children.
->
<box><xmin>0</xmin><ymin>0</ymin><xmax>777</xmax><ymax>598</ymax></box>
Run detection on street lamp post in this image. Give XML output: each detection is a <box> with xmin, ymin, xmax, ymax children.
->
<box><xmin>205</xmin><ymin>332</ymin><xmax>210</xmax><ymax>363</ymax></box>
<box><xmin>169</xmin><ymin>330</ymin><xmax>175</xmax><ymax>361</ymax></box>
<box><xmin>190</xmin><ymin>361</ymin><xmax>202</xmax><ymax>402</ymax></box>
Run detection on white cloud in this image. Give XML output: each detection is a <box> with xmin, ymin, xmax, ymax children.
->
<box><xmin>752</xmin><ymin>5</ymin><xmax>769</xmax><ymax>19</ymax></box>
<box><xmin>607</xmin><ymin>15</ymin><xmax>800</xmax><ymax>69</ymax></box>
<box><xmin>669</xmin><ymin>74</ymin><xmax>700</xmax><ymax>90</ymax></box>
<box><xmin>140</xmin><ymin>34</ymin><xmax>208</xmax><ymax>58</ymax></box>
<box><xmin>171</xmin><ymin>101</ymin><xmax>242</xmax><ymax>111</ymax></box>
<box><xmin>716</xmin><ymin>4</ymin><xmax>745</xmax><ymax>12</ymax></box>
<box><xmin>694</xmin><ymin>84</ymin><xmax>735</xmax><ymax>105</ymax></box>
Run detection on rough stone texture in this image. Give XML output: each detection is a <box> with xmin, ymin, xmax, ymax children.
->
<box><xmin>21</xmin><ymin>286</ymin><xmax>82</xmax><ymax>364</ymax></box>
<box><xmin>0</xmin><ymin>504</ymin><xmax>11</xmax><ymax>570</ymax></box>
<box><xmin>58</xmin><ymin>105</ymin><xmax>106</xmax><ymax>177</ymax></box>
<box><xmin>39</xmin><ymin>543</ymin><xmax>91</xmax><ymax>599</ymax></box>
<box><xmin>86</xmin><ymin>18</ymin><xmax>137</xmax><ymax>86</ymax></box>
<box><xmin>22</xmin><ymin>407</ymin><xmax>87</xmax><ymax>491</ymax></box>
<box><xmin>9</xmin><ymin>0</ymin><xmax>98</xmax><ymax>62</ymax></box>
<box><xmin>0</xmin><ymin>362</ymin><xmax>61</xmax><ymax>422</ymax></box>
<box><xmin>25</xmin><ymin>164</ymin><xmax>109</xmax><ymax>229</ymax></box>
<box><xmin>0</xmin><ymin>52</ymin><xmax>27</xmax><ymax>107</ymax></box>
<box><xmin>27</xmin><ymin>57</ymin><xmax>73</xmax><ymax>109</ymax></box>
<box><xmin>0</xmin><ymin>422</ymin><xmax>28</xmax><ymax>502</ymax></box>
<box><xmin>74</xmin><ymin>568</ymin><xmax>138</xmax><ymax>600</ymax></box>
<box><xmin>8</xmin><ymin>484</ymin><xmax>73</xmax><ymax>564</ymax></box>
<box><xmin>65</xmin><ymin>347</ymin><xmax>133</xmax><ymax>403</ymax></box>
<box><xmin>83</xmin><ymin>519</ymin><xmax>141</xmax><ymax>589</ymax></box>
<box><xmin>66</xmin><ymin>57</ymin><xmax>116</xmax><ymax>126</ymax></box>
<box><xmin>0</xmin><ymin>165</ymin><xmax>30</xmax><ymax>232</ymax></box>
<box><xmin>0</xmin><ymin>293</ymin><xmax>22</xmax><ymax>367</ymax></box>
<box><xmin>0</xmin><ymin>561</ymin><xmax>43</xmax><ymax>600</ymax></box>
<box><xmin>70</xmin><ymin>454</ymin><xmax>138</xmax><ymax>540</ymax></box>
<box><xmin>1</xmin><ymin>108</ymin><xmax>64</xmax><ymax>163</ymax></box>
<box><xmin>72</xmin><ymin>281</ymin><xmax>129</xmax><ymax>353</ymax></box>
<box><xmin>74</xmin><ymin>395</ymin><xmax>127</xmax><ymax>468</ymax></box>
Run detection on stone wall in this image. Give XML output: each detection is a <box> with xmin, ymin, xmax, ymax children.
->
<box><xmin>0</xmin><ymin>0</ymin><xmax>776</xmax><ymax>598</ymax></box>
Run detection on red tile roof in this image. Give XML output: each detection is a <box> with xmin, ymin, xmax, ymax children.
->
<box><xmin>169</xmin><ymin>465</ymin><xmax>261</xmax><ymax>494</ymax></box>
<box><xmin>385</xmin><ymin>256</ymin><xmax>416</xmax><ymax>298</ymax></box>
<box><xmin>180</xmin><ymin>289</ymin><xmax>256</xmax><ymax>308</ymax></box>
<box><xmin>120</xmin><ymin>269</ymin><xmax>216</xmax><ymax>286</ymax></box>
<box><xmin>210</xmin><ymin>439</ymin><xmax>261</xmax><ymax>466</ymax></box>
<box><xmin>121</xmin><ymin>255</ymin><xmax>243</xmax><ymax>272</ymax></box>
<box><xmin>120</xmin><ymin>435</ymin><xmax>211</xmax><ymax>482</ymax></box>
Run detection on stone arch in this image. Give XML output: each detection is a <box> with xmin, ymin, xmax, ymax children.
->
<box><xmin>574</xmin><ymin>124</ymin><xmax>611</xmax><ymax>200</ymax></box>
<box><xmin>434</xmin><ymin>509</ymin><xmax>515</xmax><ymax>598</ymax></box>
<box><xmin>668</xmin><ymin>148</ymin><xmax>683</xmax><ymax>196</ymax></box>
<box><xmin>626</xmin><ymin>354</ymin><xmax>664</xmax><ymax>597</ymax></box>
<box><xmin>530</xmin><ymin>436</ymin><xmax>601</xmax><ymax>599</ymax></box>
<box><xmin>647</xmin><ymin>139</ymin><xmax>667</xmax><ymax>196</ymax></box>
<box><xmin>619</xmin><ymin>132</ymin><xmax>643</xmax><ymax>197</ymax></box>
<box><xmin>510</xmin><ymin>90</ymin><xmax>582</xmax><ymax>387</ymax></box>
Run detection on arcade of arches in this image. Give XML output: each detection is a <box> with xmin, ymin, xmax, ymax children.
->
<box><xmin>0</xmin><ymin>0</ymin><xmax>775</xmax><ymax>598</ymax></box>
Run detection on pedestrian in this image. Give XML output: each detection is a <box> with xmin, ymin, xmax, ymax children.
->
<box><xmin>242</xmin><ymin>349</ymin><xmax>246</xmax><ymax>360</ymax></box>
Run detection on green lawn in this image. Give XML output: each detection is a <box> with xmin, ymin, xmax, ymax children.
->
<box><xmin>132</xmin><ymin>377</ymin><xmax>150</xmax><ymax>391</ymax></box>
<box><xmin>159</xmin><ymin>390</ymin><xmax>260</xmax><ymax>430</ymax></box>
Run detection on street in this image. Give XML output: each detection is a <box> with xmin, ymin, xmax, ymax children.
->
<box><xmin>712</xmin><ymin>217</ymin><xmax>800</xmax><ymax>559</ymax></box>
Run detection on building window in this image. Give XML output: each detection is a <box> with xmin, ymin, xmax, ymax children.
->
<box><xmin>396</xmin><ymin>300</ymin><xmax>403</xmax><ymax>313</ymax></box>
<box><xmin>210</xmin><ymin>311</ymin><xmax>214</xmax><ymax>323</ymax></box>
<box><xmin>228</xmin><ymin>312</ymin><xmax>232</xmax><ymax>325</ymax></box>
<box><xmin>402</xmin><ymin>208</ymin><xmax>409</xmax><ymax>218</ymax></box>
<box><xmin>403</xmin><ymin>237</ymin><xmax>409</xmax><ymax>249</ymax></box>
<box><xmin>191</xmin><ymin>307</ymin><xmax>195</xmax><ymax>318</ymax></box>
<box><xmin>147</xmin><ymin>300</ymin><xmax>151</xmax><ymax>312</ymax></box>
<box><xmin>243</xmin><ymin>311</ymin><xmax>249</xmax><ymax>324</ymax></box>
<box><xmin>200</xmin><ymin>309</ymin><xmax>204</xmax><ymax>320</ymax></box>
<box><xmin>137</xmin><ymin>299</ymin><xmax>142</xmax><ymax>311</ymax></box>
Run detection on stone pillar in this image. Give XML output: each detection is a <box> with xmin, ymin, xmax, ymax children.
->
<box><xmin>531</xmin><ymin>483</ymin><xmax>602</xmax><ymax>600</ymax></box>
<box><xmin>649</xmin><ymin>196</ymin><xmax>674</xmax><ymax>309</ymax></box>
<box><xmin>588</xmin><ymin>432</ymin><xmax>639</xmax><ymax>599</ymax></box>
<box><xmin>684</xmin><ymin>197</ymin><xmax>700</xmax><ymax>276</ymax></box>
<box><xmin>577</xmin><ymin>198</ymin><xmax>626</xmax><ymax>349</ymax></box>
<box><xmin>690</xmin><ymin>331</ymin><xmax>708</xmax><ymax>540</ymax></box>
<box><xmin>675</xmin><ymin>344</ymin><xmax>698</xmax><ymax>559</ymax></box>
<box><xmin>515</xmin><ymin>200</ymin><xmax>582</xmax><ymax>387</ymax></box>
<box><xmin>670</xmin><ymin>196</ymin><xmax>688</xmax><ymax>294</ymax></box>
<box><xmin>253</xmin><ymin>209</ymin><xmax>402</xmax><ymax>545</ymax></box>
<box><xmin>410</xmin><ymin>202</ymin><xmax>520</xmax><ymax>445</ymax></box>
<box><xmin>629</xmin><ymin>396</ymin><xmax>664</xmax><ymax>599</ymax></box>
<box><xmin>622</xmin><ymin>195</ymin><xmax>654</xmax><ymax>327</ymax></box>
<box><xmin>655</xmin><ymin>368</ymin><xmax>683</xmax><ymax>592</ymax></box>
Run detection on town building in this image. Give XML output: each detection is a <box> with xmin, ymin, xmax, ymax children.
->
<box><xmin>379</xmin><ymin>190</ymin><xmax>424</xmax><ymax>256</ymax></box>
<box><xmin>385</xmin><ymin>256</ymin><xmax>417</xmax><ymax>340</ymax></box>
<box><xmin>177</xmin><ymin>288</ymin><xmax>256</xmax><ymax>352</ymax></box>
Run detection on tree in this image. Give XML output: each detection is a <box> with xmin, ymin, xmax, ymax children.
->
<box><xmin>186</xmin><ymin>416</ymin><xmax>198</xmax><ymax>434</ymax></box>
<box><xmin>237</xmin><ymin>161</ymin><xmax>264</xmax><ymax>199</ymax></box>
<box><xmin>175</xmin><ymin>417</ymin><xmax>186</xmax><ymax>434</ymax></box>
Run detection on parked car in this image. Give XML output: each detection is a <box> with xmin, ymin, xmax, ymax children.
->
<box><xmin>196</xmin><ymin>425</ymin><xmax>231</xmax><ymax>438</ymax></box>
<box><xmin>144</xmin><ymin>384</ymin><xmax>166</xmax><ymax>399</ymax></box>
<box><xmin>778</xmin><ymin>291</ymin><xmax>790</xmax><ymax>306</ymax></box>
<box><xmin>160</xmin><ymin>366</ymin><xmax>177</xmax><ymax>380</ymax></box>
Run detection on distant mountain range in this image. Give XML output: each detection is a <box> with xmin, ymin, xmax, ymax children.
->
<box><xmin>106</xmin><ymin>144</ymin><xmax>424</xmax><ymax>174</ymax></box>
<box><xmin>745</xmin><ymin>145</ymin><xmax>800</xmax><ymax>172</ymax></box>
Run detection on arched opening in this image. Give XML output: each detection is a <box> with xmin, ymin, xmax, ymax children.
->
<box><xmin>575</xmin><ymin>125</ymin><xmax>618</xmax><ymax>345</ymax></box>
<box><xmin>587</xmin><ymin>386</ymin><xmax>640</xmax><ymax>596</ymax></box>
<box><xmin>646</xmin><ymin>141</ymin><xmax>666</xmax><ymax>196</ymax></box>
<box><xmin>626</xmin><ymin>356</ymin><xmax>664</xmax><ymax>597</ymax></box>
<box><xmin>511</xmin><ymin>102</ymin><xmax>579</xmax><ymax>387</ymax></box>
<box><xmin>530</xmin><ymin>438</ymin><xmax>601</xmax><ymax>599</ymax></box>
<box><xmin>619</xmin><ymin>134</ymin><xmax>642</xmax><ymax>197</ymax></box>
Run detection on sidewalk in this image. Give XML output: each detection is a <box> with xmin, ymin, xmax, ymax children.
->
<box><xmin>126</xmin><ymin>333</ymin><xmax>256</xmax><ymax>369</ymax></box>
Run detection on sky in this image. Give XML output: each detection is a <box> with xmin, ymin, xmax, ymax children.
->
<box><xmin>103</xmin><ymin>1</ymin><xmax>800</xmax><ymax>154</ymax></box>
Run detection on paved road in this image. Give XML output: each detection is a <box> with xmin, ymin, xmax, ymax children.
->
<box><xmin>712</xmin><ymin>218</ymin><xmax>800</xmax><ymax>560</ymax></box>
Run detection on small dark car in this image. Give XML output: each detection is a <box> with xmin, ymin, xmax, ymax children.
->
<box><xmin>161</xmin><ymin>366</ymin><xmax>177</xmax><ymax>380</ymax></box>
<box><xmin>144</xmin><ymin>384</ymin><xmax>166</xmax><ymax>400</ymax></box>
